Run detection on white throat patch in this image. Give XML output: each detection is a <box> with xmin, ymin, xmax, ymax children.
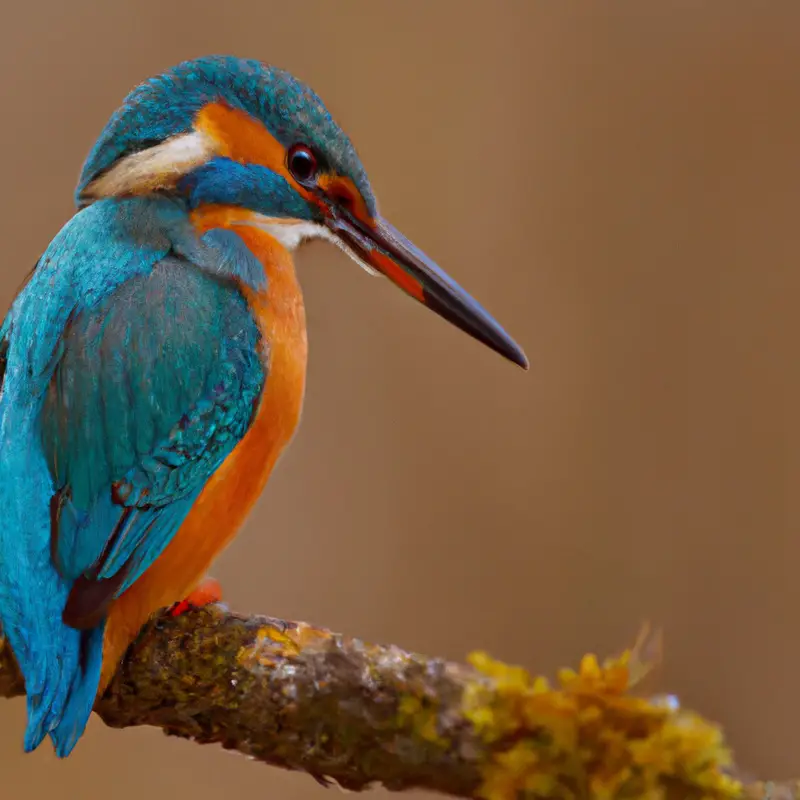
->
<box><xmin>234</xmin><ymin>215</ymin><xmax>379</xmax><ymax>276</ymax></box>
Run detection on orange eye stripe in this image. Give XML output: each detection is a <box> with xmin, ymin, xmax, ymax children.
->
<box><xmin>194</xmin><ymin>102</ymin><xmax>372</xmax><ymax>222</ymax></box>
<box><xmin>195</xmin><ymin>102</ymin><xmax>322</xmax><ymax>208</ymax></box>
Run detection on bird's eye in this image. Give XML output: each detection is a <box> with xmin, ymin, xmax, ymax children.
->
<box><xmin>287</xmin><ymin>144</ymin><xmax>318</xmax><ymax>185</ymax></box>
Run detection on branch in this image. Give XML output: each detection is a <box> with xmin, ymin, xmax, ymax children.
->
<box><xmin>0</xmin><ymin>606</ymin><xmax>793</xmax><ymax>799</ymax></box>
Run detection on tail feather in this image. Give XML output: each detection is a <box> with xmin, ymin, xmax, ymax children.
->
<box><xmin>50</xmin><ymin>625</ymin><xmax>106</xmax><ymax>757</ymax></box>
<box><xmin>5</xmin><ymin>624</ymin><xmax>51</xmax><ymax>752</ymax></box>
<box><xmin>0</xmin><ymin>404</ymin><xmax>104</xmax><ymax>756</ymax></box>
<box><xmin>8</xmin><ymin>580</ymin><xmax>106</xmax><ymax>757</ymax></box>
<box><xmin>6</xmin><ymin>612</ymin><xmax>82</xmax><ymax>753</ymax></box>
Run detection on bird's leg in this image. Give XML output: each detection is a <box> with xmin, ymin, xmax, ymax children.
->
<box><xmin>169</xmin><ymin>577</ymin><xmax>223</xmax><ymax>617</ymax></box>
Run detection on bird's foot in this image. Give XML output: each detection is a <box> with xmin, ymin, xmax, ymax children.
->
<box><xmin>169</xmin><ymin>577</ymin><xmax>223</xmax><ymax>617</ymax></box>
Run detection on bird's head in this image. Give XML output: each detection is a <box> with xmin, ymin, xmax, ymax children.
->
<box><xmin>77</xmin><ymin>56</ymin><xmax>527</xmax><ymax>368</ymax></box>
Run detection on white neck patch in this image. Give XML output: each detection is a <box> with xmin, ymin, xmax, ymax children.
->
<box><xmin>82</xmin><ymin>130</ymin><xmax>218</xmax><ymax>201</ymax></box>
<box><xmin>233</xmin><ymin>215</ymin><xmax>379</xmax><ymax>276</ymax></box>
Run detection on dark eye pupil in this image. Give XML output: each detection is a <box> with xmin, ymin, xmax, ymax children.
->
<box><xmin>289</xmin><ymin>146</ymin><xmax>317</xmax><ymax>183</ymax></box>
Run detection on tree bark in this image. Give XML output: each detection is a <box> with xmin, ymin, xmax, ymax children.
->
<box><xmin>0</xmin><ymin>606</ymin><xmax>791</xmax><ymax>799</ymax></box>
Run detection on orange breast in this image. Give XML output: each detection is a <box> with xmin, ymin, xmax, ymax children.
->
<box><xmin>100</xmin><ymin>206</ymin><xmax>308</xmax><ymax>691</ymax></box>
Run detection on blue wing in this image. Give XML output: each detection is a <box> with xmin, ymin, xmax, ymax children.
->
<box><xmin>41</xmin><ymin>256</ymin><xmax>266</xmax><ymax>627</ymax></box>
<box><xmin>0</xmin><ymin>196</ymin><xmax>267</xmax><ymax>756</ymax></box>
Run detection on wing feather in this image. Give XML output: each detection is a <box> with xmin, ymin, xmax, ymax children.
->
<box><xmin>40</xmin><ymin>256</ymin><xmax>266</xmax><ymax>626</ymax></box>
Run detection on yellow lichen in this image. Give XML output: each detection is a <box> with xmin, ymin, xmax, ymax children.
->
<box><xmin>463</xmin><ymin>629</ymin><xmax>739</xmax><ymax>800</ymax></box>
<box><xmin>236</xmin><ymin>625</ymin><xmax>301</xmax><ymax>670</ymax></box>
<box><xmin>397</xmin><ymin>693</ymin><xmax>448</xmax><ymax>747</ymax></box>
<box><xmin>236</xmin><ymin>622</ymin><xmax>332</xmax><ymax>671</ymax></box>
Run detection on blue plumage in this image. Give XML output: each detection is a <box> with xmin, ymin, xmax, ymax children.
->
<box><xmin>0</xmin><ymin>53</ymin><xmax>373</xmax><ymax>758</ymax></box>
<box><xmin>0</xmin><ymin>196</ymin><xmax>267</xmax><ymax>754</ymax></box>
<box><xmin>0</xmin><ymin>51</ymin><xmax>520</xmax><ymax>762</ymax></box>
<box><xmin>180</xmin><ymin>157</ymin><xmax>316</xmax><ymax>219</ymax></box>
<box><xmin>44</xmin><ymin>253</ymin><xmax>265</xmax><ymax>602</ymax></box>
<box><xmin>75</xmin><ymin>55</ymin><xmax>376</xmax><ymax>216</ymax></box>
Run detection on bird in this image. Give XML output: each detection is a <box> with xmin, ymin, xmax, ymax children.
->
<box><xmin>0</xmin><ymin>55</ymin><xmax>527</xmax><ymax>758</ymax></box>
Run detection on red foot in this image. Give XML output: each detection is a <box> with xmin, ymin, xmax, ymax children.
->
<box><xmin>169</xmin><ymin>577</ymin><xmax>223</xmax><ymax>617</ymax></box>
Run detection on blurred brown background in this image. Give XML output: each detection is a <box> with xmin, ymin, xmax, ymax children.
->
<box><xmin>1</xmin><ymin>1</ymin><xmax>799</xmax><ymax>795</ymax></box>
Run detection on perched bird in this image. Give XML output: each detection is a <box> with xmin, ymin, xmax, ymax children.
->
<box><xmin>0</xmin><ymin>55</ymin><xmax>527</xmax><ymax>757</ymax></box>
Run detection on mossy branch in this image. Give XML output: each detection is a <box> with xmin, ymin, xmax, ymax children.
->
<box><xmin>0</xmin><ymin>605</ymin><xmax>792</xmax><ymax>799</ymax></box>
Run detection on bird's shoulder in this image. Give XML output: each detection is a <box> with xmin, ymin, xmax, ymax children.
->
<box><xmin>23</xmin><ymin>200</ymin><xmax>271</xmax><ymax>615</ymax></box>
<box><xmin>1</xmin><ymin>197</ymin><xmax>267</xmax><ymax>387</ymax></box>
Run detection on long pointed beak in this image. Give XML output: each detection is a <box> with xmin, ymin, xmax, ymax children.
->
<box><xmin>325</xmin><ymin>210</ymin><xmax>529</xmax><ymax>369</ymax></box>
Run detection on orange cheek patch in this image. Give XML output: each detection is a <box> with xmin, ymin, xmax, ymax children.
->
<box><xmin>196</xmin><ymin>102</ymin><xmax>285</xmax><ymax>172</ymax></box>
<box><xmin>193</xmin><ymin>103</ymin><xmax>371</xmax><ymax>224</ymax></box>
<box><xmin>318</xmin><ymin>174</ymin><xmax>372</xmax><ymax>224</ymax></box>
<box><xmin>195</xmin><ymin>102</ymin><xmax>320</xmax><ymax>208</ymax></box>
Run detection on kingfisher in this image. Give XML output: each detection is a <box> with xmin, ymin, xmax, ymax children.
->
<box><xmin>0</xmin><ymin>55</ymin><xmax>527</xmax><ymax>757</ymax></box>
